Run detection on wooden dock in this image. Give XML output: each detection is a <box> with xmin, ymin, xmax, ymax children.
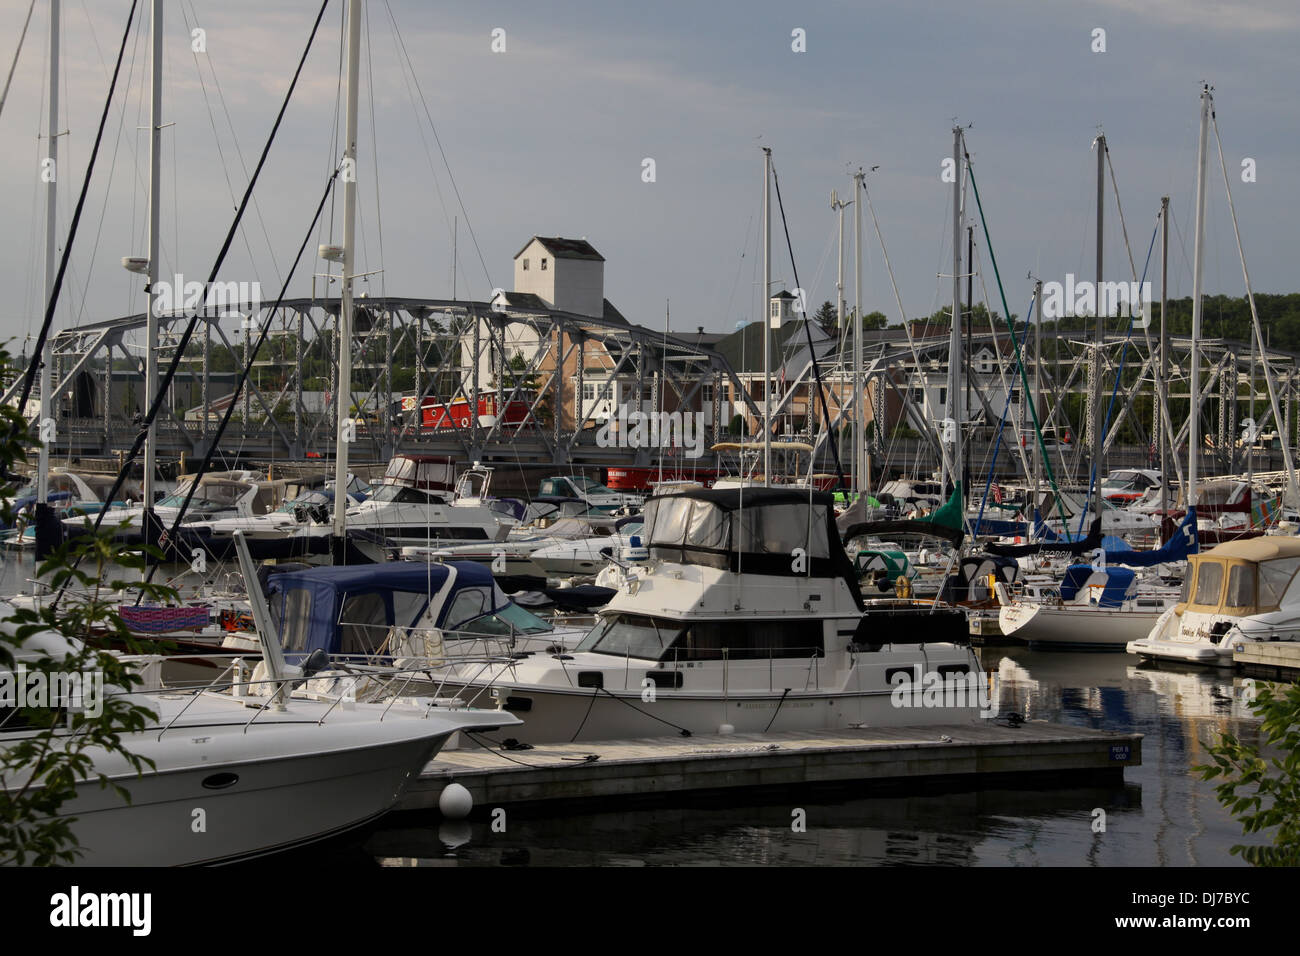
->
<box><xmin>1234</xmin><ymin>641</ymin><xmax>1300</xmax><ymax>679</ymax></box>
<box><xmin>400</xmin><ymin>721</ymin><xmax>1142</xmax><ymax>813</ymax></box>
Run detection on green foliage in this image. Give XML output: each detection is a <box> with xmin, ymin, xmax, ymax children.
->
<box><xmin>1194</xmin><ymin>680</ymin><xmax>1300</xmax><ymax>866</ymax></box>
<box><xmin>0</xmin><ymin>345</ymin><xmax>173</xmax><ymax>865</ymax></box>
<box><xmin>813</xmin><ymin>300</ymin><xmax>837</xmax><ymax>335</ymax></box>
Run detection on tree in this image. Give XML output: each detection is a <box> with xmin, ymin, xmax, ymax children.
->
<box><xmin>813</xmin><ymin>300</ymin><xmax>837</xmax><ymax>335</ymax></box>
<box><xmin>1195</xmin><ymin>680</ymin><xmax>1300</xmax><ymax>866</ymax></box>
<box><xmin>0</xmin><ymin>347</ymin><xmax>172</xmax><ymax>864</ymax></box>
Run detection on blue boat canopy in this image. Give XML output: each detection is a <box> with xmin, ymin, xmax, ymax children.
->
<box><xmin>266</xmin><ymin>560</ymin><xmax>514</xmax><ymax>659</ymax></box>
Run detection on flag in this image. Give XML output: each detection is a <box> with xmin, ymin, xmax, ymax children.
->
<box><xmin>991</xmin><ymin>482</ymin><xmax>1003</xmax><ymax>504</ymax></box>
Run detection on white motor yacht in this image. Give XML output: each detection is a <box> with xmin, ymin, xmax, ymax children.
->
<box><xmin>441</xmin><ymin>487</ymin><xmax>984</xmax><ymax>744</ymax></box>
<box><xmin>1128</xmin><ymin>536</ymin><xmax>1300</xmax><ymax>666</ymax></box>
<box><xmin>0</xmin><ymin>605</ymin><xmax>517</xmax><ymax>866</ymax></box>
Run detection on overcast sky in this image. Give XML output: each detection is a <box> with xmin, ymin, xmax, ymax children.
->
<box><xmin>1</xmin><ymin>0</ymin><xmax>1297</xmax><ymax>350</ymax></box>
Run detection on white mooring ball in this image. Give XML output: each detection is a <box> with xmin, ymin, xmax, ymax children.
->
<box><xmin>439</xmin><ymin>782</ymin><xmax>474</xmax><ymax>819</ymax></box>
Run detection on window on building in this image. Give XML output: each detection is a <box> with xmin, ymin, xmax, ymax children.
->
<box><xmin>541</xmin><ymin>258</ymin><xmax>548</xmax><ymax>271</ymax></box>
<box><xmin>938</xmin><ymin>388</ymin><xmax>947</xmax><ymax>407</ymax></box>
<box><xmin>702</xmin><ymin>383</ymin><xmax>715</xmax><ymax>402</ymax></box>
<box><xmin>522</xmin><ymin>258</ymin><xmax>529</xmax><ymax>271</ymax></box>
<box><xmin>583</xmin><ymin>383</ymin><xmax>597</xmax><ymax>402</ymax></box>
<box><xmin>770</xmin><ymin>301</ymin><xmax>780</xmax><ymax>318</ymax></box>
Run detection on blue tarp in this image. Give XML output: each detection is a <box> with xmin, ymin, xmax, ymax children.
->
<box><xmin>1060</xmin><ymin>564</ymin><xmax>1135</xmax><ymax>608</ymax></box>
<box><xmin>1103</xmin><ymin>508</ymin><xmax>1199</xmax><ymax>567</ymax></box>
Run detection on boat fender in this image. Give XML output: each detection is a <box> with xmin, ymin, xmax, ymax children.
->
<box><xmin>438</xmin><ymin>783</ymin><xmax>473</xmax><ymax>820</ymax></box>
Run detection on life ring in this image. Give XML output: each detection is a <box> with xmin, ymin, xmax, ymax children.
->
<box><xmin>459</xmin><ymin>416</ymin><xmax>469</xmax><ymax>427</ymax></box>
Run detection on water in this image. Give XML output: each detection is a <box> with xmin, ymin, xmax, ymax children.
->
<box><xmin>364</xmin><ymin>646</ymin><xmax>1263</xmax><ymax>867</ymax></box>
<box><xmin>0</xmin><ymin>550</ymin><xmax>1265</xmax><ymax>866</ymax></box>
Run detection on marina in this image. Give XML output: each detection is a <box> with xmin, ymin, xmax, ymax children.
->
<box><xmin>0</xmin><ymin>5</ymin><xmax>1295</xmax><ymax>942</ymax></box>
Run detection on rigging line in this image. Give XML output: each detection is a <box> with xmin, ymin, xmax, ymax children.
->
<box><xmin>0</xmin><ymin>0</ymin><xmax>36</xmax><ymax>122</ymax></box>
<box><xmin>178</xmin><ymin>1</ymin><xmax>266</xmax><ymax>290</ymax></box>
<box><xmin>1074</xmin><ymin>216</ymin><xmax>1160</xmax><ymax>537</ymax></box>
<box><xmin>51</xmin><ymin>0</ymin><xmax>333</xmax><ymax>603</ymax></box>
<box><xmin>380</xmin><ymin>6</ymin><xmax>454</xmax><ymax>260</ymax></box>
<box><xmin>861</xmin><ymin>174</ymin><xmax>949</xmax><ymax>475</ymax></box>
<box><xmin>186</xmin><ymin>0</ymin><xmax>284</xmax><ymax>287</ymax></box>
<box><xmin>1210</xmin><ymin>103</ymin><xmax>1299</xmax><ymax>507</ymax></box>
<box><xmin>142</xmin><ymin>167</ymin><xmax>341</xmax><ymax>592</ymax></box>
<box><xmin>972</xmin><ymin>293</ymin><xmax>1029</xmax><ymax>536</ymax></box>
<box><xmin>381</xmin><ymin>0</ymin><xmax>492</xmax><ymax>294</ymax></box>
<box><xmin>11</xmin><ymin>0</ymin><xmax>141</xmax><ymax>444</ymax></box>
<box><xmin>962</xmin><ymin>149</ymin><xmax>1071</xmax><ymax>532</ymax></box>
<box><xmin>769</xmin><ymin>161</ymin><xmax>845</xmax><ymax>486</ymax></box>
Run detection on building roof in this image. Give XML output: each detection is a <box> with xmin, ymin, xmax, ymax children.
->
<box><xmin>714</xmin><ymin>319</ymin><xmax>834</xmax><ymax>375</ymax></box>
<box><xmin>513</xmin><ymin>236</ymin><xmax>605</xmax><ymax>262</ymax></box>
<box><xmin>493</xmin><ymin>290</ymin><xmax>549</xmax><ymax>310</ymax></box>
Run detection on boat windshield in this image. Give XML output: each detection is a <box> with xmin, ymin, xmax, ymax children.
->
<box><xmin>574</xmin><ymin>613</ymin><xmax>682</xmax><ymax>660</ymax></box>
<box><xmin>369</xmin><ymin>484</ymin><xmax>442</xmax><ymax>504</ymax></box>
<box><xmin>277</xmin><ymin>490</ymin><xmax>330</xmax><ymax>512</ymax></box>
<box><xmin>454</xmin><ymin>601</ymin><xmax>553</xmax><ymax>637</ymax></box>
<box><xmin>570</xmin><ymin>475</ymin><xmax>615</xmax><ymax>495</ymax></box>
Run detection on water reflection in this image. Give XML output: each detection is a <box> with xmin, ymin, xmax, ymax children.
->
<box><xmin>365</xmin><ymin>647</ymin><xmax>1263</xmax><ymax>866</ymax></box>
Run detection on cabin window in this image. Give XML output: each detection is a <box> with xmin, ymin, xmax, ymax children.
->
<box><xmin>443</xmin><ymin>587</ymin><xmax>492</xmax><ymax>632</ymax></box>
<box><xmin>1225</xmin><ymin>565</ymin><xmax>1256</xmax><ymax>609</ymax></box>
<box><xmin>670</xmin><ymin>620</ymin><xmax>824</xmax><ymax>661</ymax></box>
<box><xmin>1258</xmin><ymin>557</ymin><xmax>1300</xmax><ymax>607</ymax></box>
<box><xmin>392</xmin><ymin>591</ymin><xmax>430</xmax><ymax>630</ymax></box>
<box><xmin>276</xmin><ymin>587</ymin><xmax>313</xmax><ymax>652</ymax></box>
<box><xmin>338</xmin><ymin>592</ymin><xmax>389</xmax><ymax>656</ymax></box>
<box><xmin>1193</xmin><ymin>561</ymin><xmax>1224</xmax><ymax>606</ymax></box>
<box><xmin>574</xmin><ymin>614</ymin><xmax>682</xmax><ymax>661</ymax></box>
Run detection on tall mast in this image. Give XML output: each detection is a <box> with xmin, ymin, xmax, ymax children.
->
<box><xmin>761</xmin><ymin>146</ymin><xmax>771</xmax><ymax>487</ymax></box>
<box><xmin>333</xmin><ymin>0</ymin><xmax>361</xmax><ymax>549</ymax></box>
<box><xmin>36</xmin><ymin>0</ymin><xmax>59</xmax><ymax>518</ymax></box>
<box><xmin>1091</xmin><ymin>132</ymin><xmax>1105</xmax><ymax>521</ymax></box>
<box><xmin>853</xmin><ymin>168</ymin><xmax>865</xmax><ymax>494</ymax></box>
<box><xmin>831</xmin><ymin>188</ymin><xmax>848</xmax><ymax>488</ymax></box>
<box><xmin>1159</xmin><ymin>195</ymin><xmax>1169</xmax><ymax>519</ymax></box>
<box><xmin>1032</xmin><ymin>278</ymin><xmax>1042</xmax><ymax>509</ymax></box>
<box><xmin>946</xmin><ymin>127</ymin><xmax>962</xmax><ymax>494</ymax></box>
<box><xmin>142</xmin><ymin>0</ymin><xmax>163</xmax><ymax>548</ymax></box>
<box><xmin>1188</xmin><ymin>86</ymin><xmax>1210</xmax><ymax>510</ymax></box>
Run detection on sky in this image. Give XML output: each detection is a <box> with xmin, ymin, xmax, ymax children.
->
<box><xmin>1</xmin><ymin>0</ymin><xmax>1298</xmax><ymax>351</ymax></box>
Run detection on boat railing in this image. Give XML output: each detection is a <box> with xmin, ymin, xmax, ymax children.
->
<box><xmin>109</xmin><ymin>648</ymin><xmax>517</xmax><ymax>739</ymax></box>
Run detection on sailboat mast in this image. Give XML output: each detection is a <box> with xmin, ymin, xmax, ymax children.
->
<box><xmin>946</xmin><ymin>127</ymin><xmax>962</xmax><ymax>494</ymax></box>
<box><xmin>1091</xmin><ymin>133</ymin><xmax>1105</xmax><ymax>521</ymax></box>
<box><xmin>36</xmin><ymin>0</ymin><xmax>59</xmax><ymax>514</ymax></box>
<box><xmin>853</xmin><ymin>168</ymin><xmax>864</xmax><ymax>494</ymax></box>
<box><xmin>1159</xmin><ymin>195</ymin><xmax>1169</xmax><ymax>519</ymax></box>
<box><xmin>333</xmin><ymin>0</ymin><xmax>361</xmax><ymax>546</ymax></box>
<box><xmin>1189</xmin><ymin>86</ymin><xmax>1211</xmax><ymax>510</ymax></box>
<box><xmin>1033</xmin><ymin>278</ymin><xmax>1043</xmax><ymax>508</ymax></box>
<box><xmin>142</xmin><ymin>0</ymin><xmax>162</xmax><ymax>542</ymax></box>
<box><xmin>762</xmin><ymin>146</ymin><xmax>771</xmax><ymax>488</ymax></box>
